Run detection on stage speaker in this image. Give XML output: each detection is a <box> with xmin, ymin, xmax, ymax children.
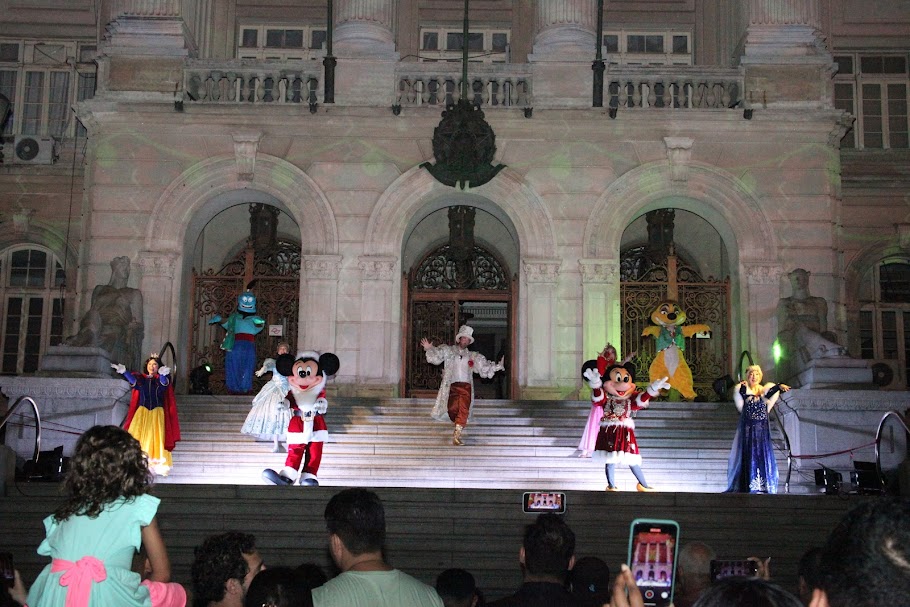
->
<box><xmin>814</xmin><ymin>466</ymin><xmax>842</xmax><ymax>495</ymax></box>
<box><xmin>851</xmin><ymin>461</ymin><xmax>882</xmax><ymax>494</ymax></box>
<box><xmin>22</xmin><ymin>445</ymin><xmax>68</xmax><ymax>482</ymax></box>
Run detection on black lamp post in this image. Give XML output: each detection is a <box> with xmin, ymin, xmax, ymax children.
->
<box><xmin>592</xmin><ymin>0</ymin><xmax>605</xmax><ymax>107</ymax></box>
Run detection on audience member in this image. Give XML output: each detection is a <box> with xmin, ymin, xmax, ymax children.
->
<box><xmin>674</xmin><ymin>541</ymin><xmax>716</xmax><ymax>607</ymax></box>
<box><xmin>294</xmin><ymin>562</ymin><xmax>328</xmax><ymax>591</ymax></box>
<box><xmin>692</xmin><ymin>577</ymin><xmax>803</xmax><ymax>607</ymax></box>
<box><xmin>567</xmin><ymin>556</ymin><xmax>611</xmax><ymax>607</ymax></box>
<box><xmin>191</xmin><ymin>531</ymin><xmax>265</xmax><ymax>607</ymax></box>
<box><xmin>1</xmin><ymin>568</ymin><xmax>27</xmax><ymax>607</ymax></box>
<box><xmin>809</xmin><ymin>497</ymin><xmax>910</xmax><ymax>607</ymax></box>
<box><xmin>487</xmin><ymin>512</ymin><xmax>579</xmax><ymax>607</ymax></box>
<box><xmin>795</xmin><ymin>548</ymin><xmax>823</xmax><ymax>607</ymax></box>
<box><xmin>311</xmin><ymin>488</ymin><xmax>444</xmax><ymax>607</ymax></box>
<box><xmin>435</xmin><ymin>568</ymin><xmax>481</xmax><ymax>607</ymax></box>
<box><xmin>244</xmin><ymin>567</ymin><xmax>310</xmax><ymax>607</ymax></box>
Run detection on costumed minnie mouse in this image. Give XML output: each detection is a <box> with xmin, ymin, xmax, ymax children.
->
<box><xmin>582</xmin><ymin>358</ymin><xmax>669</xmax><ymax>491</ymax></box>
<box><xmin>262</xmin><ymin>350</ymin><xmax>340</xmax><ymax>486</ymax></box>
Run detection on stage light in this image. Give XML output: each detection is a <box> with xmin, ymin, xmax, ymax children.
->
<box><xmin>523</xmin><ymin>107</ymin><xmax>533</xmax><ymax>118</ymax></box>
<box><xmin>391</xmin><ymin>104</ymin><xmax>402</xmax><ymax>116</ymax></box>
<box><xmin>772</xmin><ymin>340</ymin><xmax>783</xmax><ymax>364</ymax></box>
<box><xmin>608</xmin><ymin>107</ymin><xmax>618</xmax><ymax>119</ymax></box>
<box><xmin>189</xmin><ymin>363</ymin><xmax>213</xmax><ymax>395</ymax></box>
<box><xmin>743</xmin><ymin>108</ymin><xmax>753</xmax><ymax>120</ymax></box>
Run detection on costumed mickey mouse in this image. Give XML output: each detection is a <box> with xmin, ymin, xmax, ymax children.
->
<box><xmin>262</xmin><ymin>350</ymin><xmax>340</xmax><ymax>486</ymax></box>
<box><xmin>582</xmin><ymin>355</ymin><xmax>670</xmax><ymax>492</ymax></box>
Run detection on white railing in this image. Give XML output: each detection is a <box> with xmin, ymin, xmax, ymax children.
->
<box><xmin>395</xmin><ymin>64</ymin><xmax>532</xmax><ymax>108</ymax></box>
<box><xmin>183</xmin><ymin>60</ymin><xmax>321</xmax><ymax>104</ymax></box>
<box><xmin>607</xmin><ymin>66</ymin><xmax>744</xmax><ymax>110</ymax></box>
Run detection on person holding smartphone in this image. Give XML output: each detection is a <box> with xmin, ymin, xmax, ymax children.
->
<box><xmin>0</xmin><ymin>555</ymin><xmax>27</xmax><ymax>607</ymax></box>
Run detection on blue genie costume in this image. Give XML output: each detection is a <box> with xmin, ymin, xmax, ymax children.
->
<box><xmin>210</xmin><ymin>291</ymin><xmax>265</xmax><ymax>393</ymax></box>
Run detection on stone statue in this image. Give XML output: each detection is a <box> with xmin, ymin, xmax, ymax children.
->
<box><xmin>777</xmin><ymin>269</ymin><xmax>846</xmax><ymax>375</ymax></box>
<box><xmin>65</xmin><ymin>256</ymin><xmax>144</xmax><ymax>371</ymax></box>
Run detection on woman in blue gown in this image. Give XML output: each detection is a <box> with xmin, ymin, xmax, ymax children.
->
<box><xmin>726</xmin><ymin>365</ymin><xmax>790</xmax><ymax>493</ymax></box>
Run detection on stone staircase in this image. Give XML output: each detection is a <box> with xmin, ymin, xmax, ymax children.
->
<box><xmin>161</xmin><ymin>395</ymin><xmax>808</xmax><ymax>493</ymax></box>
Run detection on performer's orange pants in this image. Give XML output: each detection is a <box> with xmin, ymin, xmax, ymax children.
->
<box><xmin>447</xmin><ymin>382</ymin><xmax>472</xmax><ymax>426</ymax></box>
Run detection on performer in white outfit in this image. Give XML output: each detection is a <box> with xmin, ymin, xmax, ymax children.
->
<box><xmin>241</xmin><ymin>342</ymin><xmax>292</xmax><ymax>452</ymax></box>
<box><xmin>421</xmin><ymin>325</ymin><xmax>505</xmax><ymax>446</ymax></box>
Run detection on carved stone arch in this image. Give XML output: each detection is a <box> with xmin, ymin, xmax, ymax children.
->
<box><xmin>844</xmin><ymin>239</ymin><xmax>909</xmax><ymax>306</ymax></box>
<box><xmin>145</xmin><ymin>154</ymin><xmax>338</xmax><ymax>255</ymax></box>
<box><xmin>365</xmin><ymin>166</ymin><xmax>558</xmax><ymax>260</ymax></box>
<box><xmin>583</xmin><ymin>161</ymin><xmax>774</xmax><ymax>265</ymax></box>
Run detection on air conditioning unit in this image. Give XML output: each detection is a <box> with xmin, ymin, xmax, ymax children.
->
<box><xmin>9</xmin><ymin>135</ymin><xmax>57</xmax><ymax>165</ymax></box>
<box><xmin>870</xmin><ymin>359</ymin><xmax>905</xmax><ymax>391</ymax></box>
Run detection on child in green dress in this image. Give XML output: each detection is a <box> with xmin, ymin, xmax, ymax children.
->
<box><xmin>26</xmin><ymin>425</ymin><xmax>183</xmax><ymax>607</ymax></box>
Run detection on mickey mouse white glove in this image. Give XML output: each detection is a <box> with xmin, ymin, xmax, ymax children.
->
<box><xmin>315</xmin><ymin>397</ymin><xmax>328</xmax><ymax>414</ymax></box>
<box><xmin>255</xmin><ymin>365</ymin><xmax>268</xmax><ymax>377</ymax></box>
<box><xmin>583</xmin><ymin>367</ymin><xmax>603</xmax><ymax>390</ymax></box>
<box><xmin>111</xmin><ymin>363</ymin><xmax>126</xmax><ymax>374</ymax></box>
<box><xmin>647</xmin><ymin>376</ymin><xmax>671</xmax><ymax>397</ymax></box>
<box><xmin>158</xmin><ymin>366</ymin><xmax>170</xmax><ymax>377</ymax></box>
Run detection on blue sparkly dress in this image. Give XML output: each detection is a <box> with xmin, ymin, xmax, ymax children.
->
<box><xmin>726</xmin><ymin>383</ymin><xmax>782</xmax><ymax>493</ymax></box>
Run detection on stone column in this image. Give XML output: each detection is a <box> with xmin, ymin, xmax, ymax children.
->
<box><xmin>97</xmin><ymin>0</ymin><xmax>198</xmax><ymax>99</ymax></box>
<box><xmin>332</xmin><ymin>0</ymin><xmax>399</xmax><ymax>105</ymax></box>
<box><xmin>532</xmin><ymin>0</ymin><xmax>597</xmax><ymax>59</ymax></box>
<box><xmin>137</xmin><ymin>250</ymin><xmax>179</xmax><ymax>359</ymax></box>
<box><xmin>334</xmin><ymin>0</ymin><xmax>397</xmax><ymax>56</ymax></box>
<box><xmin>300</xmin><ymin>255</ymin><xmax>343</xmax><ymax>355</ymax></box>
<box><xmin>739</xmin><ymin>0</ymin><xmax>833</xmax><ymax>109</ymax></box>
<box><xmin>357</xmin><ymin>256</ymin><xmax>398</xmax><ymax>396</ymax></box>
<box><xmin>579</xmin><ymin>259</ymin><xmax>620</xmax><ymax>360</ymax></box>
<box><xmin>528</xmin><ymin>0</ymin><xmax>597</xmax><ymax>108</ymax></box>
<box><xmin>743</xmin><ymin>262</ymin><xmax>782</xmax><ymax>368</ymax></box>
<box><xmin>522</xmin><ymin>259</ymin><xmax>561</xmax><ymax>396</ymax></box>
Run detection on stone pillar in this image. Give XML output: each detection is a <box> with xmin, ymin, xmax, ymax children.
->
<box><xmin>357</xmin><ymin>256</ymin><xmax>398</xmax><ymax>396</ymax></box>
<box><xmin>743</xmin><ymin>262</ymin><xmax>782</xmax><ymax>369</ymax></box>
<box><xmin>579</xmin><ymin>259</ymin><xmax>620</xmax><ymax>360</ymax></box>
<box><xmin>300</xmin><ymin>255</ymin><xmax>343</xmax><ymax>355</ymax></box>
<box><xmin>332</xmin><ymin>0</ymin><xmax>399</xmax><ymax>105</ymax></box>
<box><xmin>522</xmin><ymin>259</ymin><xmax>561</xmax><ymax>397</ymax></box>
<box><xmin>739</xmin><ymin>0</ymin><xmax>834</xmax><ymax>109</ymax></box>
<box><xmin>532</xmin><ymin>0</ymin><xmax>597</xmax><ymax>58</ymax></box>
<box><xmin>97</xmin><ymin>0</ymin><xmax>198</xmax><ymax>100</ymax></box>
<box><xmin>528</xmin><ymin>0</ymin><xmax>597</xmax><ymax>108</ymax></box>
<box><xmin>137</xmin><ymin>250</ymin><xmax>179</xmax><ymax>360</ymax></box>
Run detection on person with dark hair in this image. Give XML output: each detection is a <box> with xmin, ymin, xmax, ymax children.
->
<box><xmin>191</xmin><ymin>531</ymin><xmax>264</xmax><ymax>607</ymax></box>
<box><xmin>26</xmin><ymin>425</ymin><xmax>180</xmax><ymax>607</ymax></box>
<box><xmin>243</xmin><ymin>567</ymin><xmax>309</xmax><ymax>607</ymax></box>
<box><xmin>311</xmin><ymin>488</ymin><xmax>443</xmax><ymax>607</ymax></box>
<box><xmin>796</xmin><ymin>547</ymin><xmax>823</xmax><ymax>606</ymax></box>
<box><xmin>293</xmin><ymin>562</ymin><xmax>328</xmax><ymax>592</ymax></box>
<box><xmin>692</xmin><ymin>577</ymin><xmax>803</xmax><ymax>607</ymax></box>
<box><xmin>809</xmin><ymin>497</ymin><xmax>910</xmax><ymax>607</ymax></box>
<box><xmin>435</xmin><ymin>568</ymin><xmax>480</xmax><ymax>607</ymax></box>
<box><xmin>567</xmin><ymin>556</ymin><xmax>611</xmax><ymax>607</ymax></box>
<box><xmin>487</xmin><ymin>513</ymin><xmax>579</xmax><ymax>606</ymax></box>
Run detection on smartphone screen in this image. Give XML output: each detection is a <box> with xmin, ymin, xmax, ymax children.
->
<box><xmin>627</xmin><ymin>519</ymin><xmax>679</xmax><ymax>607</ymax></box>
<box><xmin>522</xmin><ymin>491</ymin><xmax>566</xmax><ymax>514</ymax></box>
<box><xmin>710</xmin><ymin>559</ymin><xmax>759</xmax><ymax>582</ymax></box>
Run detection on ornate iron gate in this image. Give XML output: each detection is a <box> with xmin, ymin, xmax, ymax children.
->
<box><xmin>189</xmin><ymin>242</ymin><xmax>300</xmax><ymax>394</ymax></box>
<box><xmin>620</xmin><ymin>251</ymin><xmax>730</xmax><ymax>401</ymax></box>
<box><xmin>404</xmin><ymin>243</ymin><xmax>512</xmax><ymax>398</ymax></box>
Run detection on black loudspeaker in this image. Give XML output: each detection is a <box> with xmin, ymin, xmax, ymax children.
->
<box><xmin>814</xmin><ymin>466</ymin><xmax>842</xmax><ymax>495</ymax></box>
<box><xmin>22</xmin><ymin>445</ymin><xmax>68</xmax><ymax>482</ymax></box>
<box><xmin>851</xmin><ymin>461</ymin><xmax>882</xmax><ymax>494</ymax></box>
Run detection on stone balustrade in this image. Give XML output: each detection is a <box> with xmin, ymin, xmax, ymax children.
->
<box><xmin>183</xmin><ymin>60</ymin><xmax>321</xmax><ymax>104</ymax></box>
<box><xmin>395</xmin><ymin>64</ymin><xmax>532</xmax><ymax>108</ymax></box>
<box><xmin>607</xmin><ymin>66</ymin><xmax>744</xmax><ymax>110</ymax></box>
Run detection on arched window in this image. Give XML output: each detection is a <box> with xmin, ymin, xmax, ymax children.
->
<box><xmin>0</xmin><ymin>246</ymin><xmax>66</xmax><ymax>374</ymax></box>
<box><xmin>859</xmin><ymin>259</ymin><xmax>910</xmax><ymax>388</ymax></box>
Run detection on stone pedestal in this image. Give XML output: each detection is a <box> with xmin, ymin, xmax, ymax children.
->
<box><xmin>37</xmin><ymin>345</ymin><xmax>115</xmax><ymax>378</ymax></box>
<box><xmin>793</xmin><ymin>358</ymin><xmax>873</xmax><ymax>389</ymax></box>
<box><xmin>0</xmin><ymin>376</ymin><xmax>131</xmax><ymax>464</ymax></box>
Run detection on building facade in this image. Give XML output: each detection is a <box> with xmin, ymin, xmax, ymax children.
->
<box><xmin>1</xmin><ymin>0</ymin><xmax>908</xmax><ymax>398</ymax></box>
